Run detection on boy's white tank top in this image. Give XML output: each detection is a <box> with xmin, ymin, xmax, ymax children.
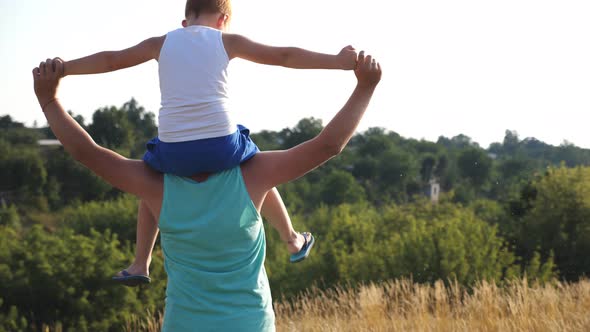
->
<box><xmin>158</xmin><ymin>26</ymin><xmax>235</xmax><ymax>142</ymax></box>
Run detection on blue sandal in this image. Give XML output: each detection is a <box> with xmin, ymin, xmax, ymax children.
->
<box><xmin>112</xmin><ymin>270</ymin><xmax>151</xmax><ymax>287</ymax></box>
<box><xmin>290</xmin><ymin>232</ymin><xmax>315</xmax><ymax>263</ymax></box>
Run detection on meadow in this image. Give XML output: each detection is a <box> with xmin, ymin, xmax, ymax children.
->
<box><xmin>122</xmin><ymin>278</ymin><xmax>590</xmax><ymax>332</ymax></box>
<box><xmin>4</xmin><ymin>110</ymin><xmax>590</xmax><ymax>331</ymax></box>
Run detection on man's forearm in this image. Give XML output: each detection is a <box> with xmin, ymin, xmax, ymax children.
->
<box><xmin>41</xmin><ymin>100</ymin><xmax>98</xmax><ymax>161</ymax></box>
<box><xmin>319</xmin><ymin>84</ymin><xmax>377</xmax><ymax>153</ymax></box>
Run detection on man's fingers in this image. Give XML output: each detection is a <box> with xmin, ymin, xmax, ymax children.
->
<box><xmin>32</xmin><ymin>67</ymin><xmax>39</xmax><ymax>80</ymax></box>
<box><xmin>54</xmin><ymin>59</ymin><xmax>64</xmax><ymax>77</ymax></box>
<box><xmin>357</xmin><ymin>51</ymin><xmax>365</xmax><ymax>66</ymax></box>
<box><xmin>52</xmin><ymin>57</ymin><xmax>65</xmax><ymax>77</ymax></box>
<box><xmin>46</xmin><ymin>58</ymin><xmax>55</xmax><ymax>78</ymax></box>
<box><xmin>365</xmin><ymin>55</ymin><xmax>373</xmax><ymax>69</ymax></box>
<box><xmin>40</xmin><ymin>61</ymin><xmax>47</xmax><ymax>76</ymax></box>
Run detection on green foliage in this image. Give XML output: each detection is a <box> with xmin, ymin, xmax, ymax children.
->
<box><xmin>0</xmin><ymin>128</ymin><xmax>40</xmax><ymax>146</ymax></box>
<box><xmin>0</xmin><ymin>115</ymin><xmax>24</xmax><ymax>129</ymax></box>
<box><xmin>0</xmin><ymin>224</ymin><xmax>166</xmax><ymax>331</ymax></box>
<box><xmin>0</xmin><ymin>139</ymin><xmax>47</xmax><ymax>206</ymax></box>
<box><xmin>44</xmin><ymin>148</ymin><xmax>114</xmax><ymax>208</ymax></box>
<box><xmin>0</xmin><ymin>203</ymin><xmax>20</xmax><ymax>228</ymax></box>
<box><xmin>265</xmin><ymin>199</ymin><xmax>555</xmax><ymax>299</ymax></box>
<box><xmin>61</xmin><ymin>195</ymin><xmax>139</xmax><ymax>243</ymax></box>
<box><xmin>524</xmin><ymin>251</ymin><xmax>556</xmax><ymax>283</ymax></box>
<box><xmin>457</xmin><ymin>148</ymin><xmax>492</xmax><ymax>187</ymax></box>
<box><xmin>278</xmin><ymin>117</ymin><xmax>323</xmax><ymax>149</ymax></box>
<box><xmin>319</xmin><ymin>170</ymin><xmax>366</xmax><ymax>206</ymax></box>
<box><xmin>250</xmin><ymin>130</ymin><xmax>282</xmax><ymax>151</ymax></box>
<box><xmin>491</xmin><ymin>130</ymin><xmax>590</xmax><ymax>166</ymax></box>
<box><xmin>519</xmin><ymin>166</ymin><xmax>590</xmax><ymax>280</ymax></box>
<box><xmin>1</xmin><ymin>107</ymin><xmax>590</xmax><ymax>328</ymax></box>
<box><xmin>87</xmin><ymin>99</ymin><xmax>156</xmax><ymax>159</ymax></box>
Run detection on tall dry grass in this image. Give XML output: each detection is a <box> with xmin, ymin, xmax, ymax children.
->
<box><xmin>274</xmin><ymin>278</ymin><xmax>590</xmax><ymax>332</ymax></box>
<box><xmin>124</xmin><ymin>310</ymin><xmax>162</xmax><ymax>332</ymax></box>
<box><xmin>123</xmin><ymin>278</ymin><xmax>590</xmax><ymax>331</ymax></box>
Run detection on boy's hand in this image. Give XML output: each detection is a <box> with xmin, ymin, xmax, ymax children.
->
<box><xmin>33</xmin><ymin>58</ymin><xmax>64</xmax><ymax>109</ymax></box>
<box><xmin>337</xmin><ymin>45</ymin><xmax>358</xmax><ymax>70</ymax></box>
<box><xmin>354</xmin><ymin>51</ymin><xmax>382</xmax><ymax>88</ymax></box>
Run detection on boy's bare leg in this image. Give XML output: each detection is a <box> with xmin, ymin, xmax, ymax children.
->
<box><xmin>261</xmin><ymin>187</ymin><xmax>306</xmax><ymax>254</ymax></box>
<box><xmin>116</xmin><ymin>199</ymin><xmax>158</xmax><ymax>276</ymax></box>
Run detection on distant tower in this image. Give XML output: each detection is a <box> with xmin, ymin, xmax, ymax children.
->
<box><xmin>426</xmin><ymin>178</ymin><xmax>440</xmax><ymax>203</ymax></box>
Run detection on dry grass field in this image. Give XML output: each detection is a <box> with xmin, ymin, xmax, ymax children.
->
<box><xmin>274</xmin><ymin>279</ymin><xmax>590</xmax><ymax>332</ymax></box>
<box><xmin>121</xmin><ymin>278</ymin><xmax>590</xmax><ymax>332</ymax></box>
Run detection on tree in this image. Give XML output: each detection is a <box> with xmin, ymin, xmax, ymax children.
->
<box><xmin>519</xmin><ymin>166</ymin><xmax>590</xmax><ymax>280</ymax></box>
<box><xmin>250</xmin><ymin>130</ymin><xmax>282</xmax><ymax>151</ymax></box>
<box><xmin>88</xmin><ymin>106</ymin><xmax>135</xmax><ymax>153</ymax></box>
<box><xmin>279</xmin><ymin>117</ymin><xmax>323</xmax><ymax>149</ymax></box>
<box><xmin>85</xmin><ymin>99</ymin><xmax>157</xmax><ymax>158</ymax></box>
<box><xmin>498</xmin><ymin>158</ymin><xmax>533</xmax><ymax>180</ymax></box>
<box><xmin>0</xmin><ymin>128</ymin><xmax>40</xmax><ymax>145</ymax></box>
<box><xmin>0</xmin><ymin>115</ymin><xmax>24</xmax><ymax>129</ymax></box>
<box><xmin>0</xmin><ymin>224</ymin><xmax>167</xmax><ymax>331</ymax></box>
<box><xmin>270</xmin><ymin>200</ymin><xmax>547</xmax><ymax>290</ymax></box>
<box><xmin>0</xmin><ymin>143</ymin><xmax>47</xmax><ymax>206</ymax></box>
<box><xmin>0</xmin><ymin>203</ymin><xmax>20</xmax><ymax>228</ymax></box>
<box><xmin>502</xmin><ymin>130</ymin><xmax>520</xmax><ymax>155</ymax></box>
<box><xmin>121</xmin><ymin>99</ymin><xmax>158</xmax><ymax>158</ymax></box>
<box><xmin>61</xmin><ymin>195</ymin><xmax>139</xmax><ymax>243</ymax></box>
<box><xmin>553</xmin><ymin>141</ymin><xmax>589</xmax><ymax>167</ymax></box>
<box><xmin>437</xmin><ymin>134</ymin><xmax>479</xmax><ymax>149</ymax></box>
<box><xmin>420</xmin><ymin>154</ymin><xmax>437</xmax><ymax>182</ymax></box>
<box><xmin>356</xmin><ymin>128</ymin><xmax>395</xmax><ymax>156</ymax></box>
<box><xmin>319</xmin><ymin>170</ymin><xmax>366</xmax><ymax>206</ymax></box>
<box><xmin>457</xmin><ymin>148</ymin><xmax>492</xmax><ymax>187</ymax></box>
<box><xmin>44</xmin><ymin>148</ymin><xmax>113</xmax><ymax>207</ymax></box>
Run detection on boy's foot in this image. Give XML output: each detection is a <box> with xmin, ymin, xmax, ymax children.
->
<box><xmin>112</xmin><ymin>263</ymin><xmax>150</xmax><ymax>287</ymax></box>
<box><xmin>112</xmin><ymin>270</ymin><xmax>151</xmax><ymax>287</ymax></box>
<box><xmin>290</xmin><ymin>232</ymin><xmax>315</xmax><ymax>263</ymax></box>
<box><xmin>287</xmin><ymin>232</ymin><xmax>306</xmax><ymax>254</ymax></box>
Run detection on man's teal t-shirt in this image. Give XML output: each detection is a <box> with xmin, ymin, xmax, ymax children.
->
<box><xmin>158</xmin><ymin>167</ymin><xmax>275</xmax><ymax>331</ymax></box>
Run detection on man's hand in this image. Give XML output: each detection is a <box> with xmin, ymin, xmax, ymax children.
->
<box><xmin>53</xmin><ymin>57</ymin><xmax>66</xmax><ymax>77</ymax></box>
<box><xmin>337</xmin><ymin>45</ymin><xmax>358</xmax><ymax>70</ymax></box>
<box><xmin>354</xmin><ymin>51</ymin><xmax>382</xmax><ymax>88</ymax></box>
<box><xmin>33</xmin><ymin>58</ymin><xmax>64</xmax><ymax>109</ymax></box>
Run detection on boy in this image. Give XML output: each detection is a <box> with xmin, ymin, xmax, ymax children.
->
<box><xmin>59</xmin><ymin>0</ymin><xmax>357</xmax><ymax>285</ymax></box>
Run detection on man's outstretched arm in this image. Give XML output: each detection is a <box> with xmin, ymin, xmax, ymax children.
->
<box><xmin>33</xmin><ymin>58</ymin><xmax>161</xmax><ymax>200</ymax></box>
<box><xmin>243</xmin><ymin>51</ymin><xmax>382</xmax><ymax>207</ymax></box>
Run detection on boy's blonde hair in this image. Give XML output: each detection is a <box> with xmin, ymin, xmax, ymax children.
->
<box><xmin>185</xmin><ymin>0</ymin><xmax>232</xmax><ymax>19</ymax></box>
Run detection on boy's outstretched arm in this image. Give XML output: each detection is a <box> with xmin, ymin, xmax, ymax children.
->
<box><xmin>63</xmin><ymin>36</ymin><xmax>165</xmax><ymax>76</ymax></box>
<box><xmin>223</xmin><ymin>33</ymin><xmax>357</xmax><ymax>70</ymax></box>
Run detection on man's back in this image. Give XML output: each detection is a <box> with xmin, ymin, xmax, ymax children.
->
<box><xmin>159</xmin><ymin>167</ymin><xmax>275</xmax><ymax>331</ymax></box>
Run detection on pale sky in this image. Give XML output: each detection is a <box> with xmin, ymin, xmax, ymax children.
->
<box><xmin>1</xmin><ymin>0</ymin><xmax>589</xmax><ymax>148</ymax></box>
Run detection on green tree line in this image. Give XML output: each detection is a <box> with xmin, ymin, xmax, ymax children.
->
<box><xmin>1</xmin><ymin>100</ymin><xmax>589</xmax><ymax>330</ymax></box>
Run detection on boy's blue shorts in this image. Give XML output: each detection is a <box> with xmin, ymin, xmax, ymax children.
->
<box><xmin>142</xmin><ymin>124</ymin><xmax>260</xmax><ymax>177</ymax></box>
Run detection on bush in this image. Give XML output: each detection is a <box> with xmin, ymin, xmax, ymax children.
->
<box><xmin>0</xmin><ymin>224</ymin><xmax>166</xmax><ymax>331</ymax></box>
